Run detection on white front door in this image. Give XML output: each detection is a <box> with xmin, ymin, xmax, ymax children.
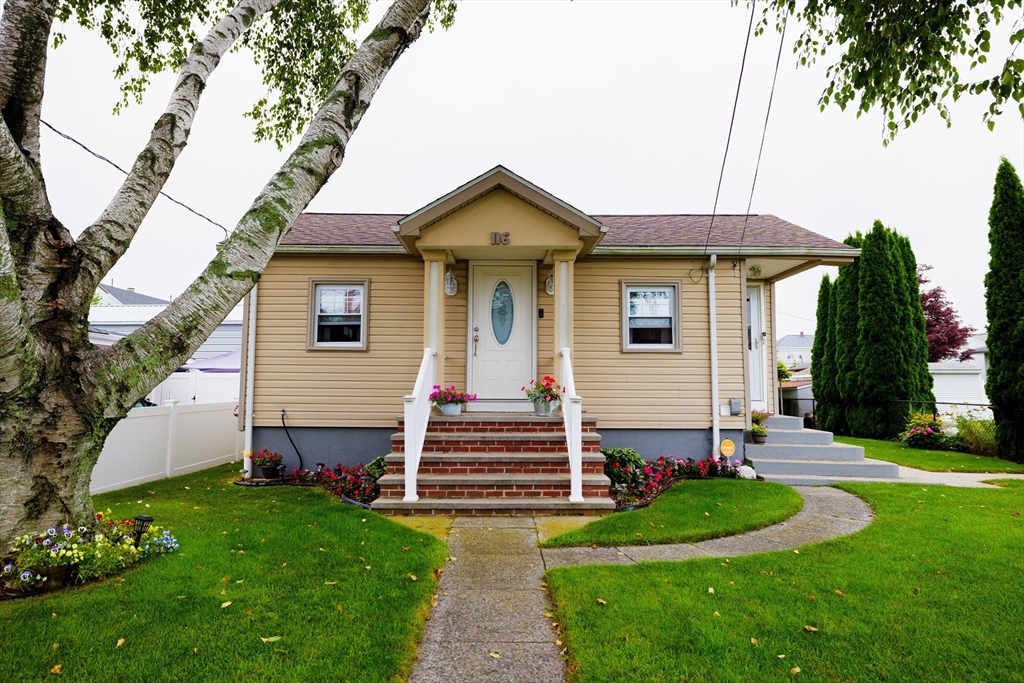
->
<box><xmin>747</xmin><ymin>285</ymin><xmax>768</xmax><ymax>411</ymax></box>
<box><xmin>470</xmin><ymin>264</ymin><xmax>535</xmax><ymax>408</ymax></box>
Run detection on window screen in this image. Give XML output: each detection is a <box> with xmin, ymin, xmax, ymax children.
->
<box><xmin>315</xmin><ymin>284</ymin><xmax>364</xmax><ymax>345</ymax></box>
<box><xmin>626</xmin><ymin>286</ymin><xmax>675</xmax><ymax>348</ymax></box>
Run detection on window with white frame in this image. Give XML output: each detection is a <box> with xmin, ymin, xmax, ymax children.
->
<box><xmin>309</xmin><ymin>281</ymin><xmax>368</xmax><ymax>349</ymax></box>
<box><xmin>621</xmin><ymin>281</ymin><xmax>681</xmax><ymax>352</ymax></box>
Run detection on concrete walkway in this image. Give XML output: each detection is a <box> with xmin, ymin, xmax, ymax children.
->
<box><xmin>542</xmin><ymin>485</ymin><xmax>873</xmax><ymax>568</ymax></box>
<box><xmin>409</xmin><ymin>517</ymin><xmax>564</xmax><ymax>683</ymax></box>
<box><xmin>895</xmin><ymin>466</ymin><xmax>1024</xmax><ymax>488</ymax></box>
<box><xmin>408</xmin><ymin>486</ymin><xmax>873</xmax><ymax>682</ymax></box>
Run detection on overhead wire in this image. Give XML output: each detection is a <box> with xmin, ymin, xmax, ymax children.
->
<box><xmin>702</xmin><ymin>0</ymin><xmax>758</xmax><ymax>257</ymax></box>
<box><xmin>739</xmin><ymin>12</ymin><xmax>788</xmax><ymax>250</ymax></box>
<box><xmin>40</xmin><ymin>119</ymin><xmax>230</xmax><ymax>238</ymax></box>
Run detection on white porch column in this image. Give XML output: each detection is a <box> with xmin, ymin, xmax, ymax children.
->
<box><xmin>422</xmin><ymin>251</ymin><xmax>447</xmax><ymax>386</ymax></box>
<box><xmin>551</xmin><ymin>250</ymin><xmax>576</xmax><ymax>372</ymax></box>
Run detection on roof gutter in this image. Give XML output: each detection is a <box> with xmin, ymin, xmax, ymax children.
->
<box><xmin>592</xmin><ymin>246</ymin><xmax>859</xmax><ymax>259</ymax></box>
<box><xmin>275</xmin><ymin>245</ymin><xmax>409</xmax><ymax>255</ymax></box>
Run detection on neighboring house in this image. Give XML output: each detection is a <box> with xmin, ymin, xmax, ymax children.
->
<box><xmin>777</xmin><ymin>332</ymin><xmax>813</xmax><ymax>367</ymax></box>
<box><xmin>237</xmin><ymin>166</ymin><xmax>858</xmax><ymax>513</ymax></box>
<box><xmin>95</xmin><ymin>283</ymin><xmax>170</xmax><ymax>306</ymax></box>
<box><xmin>780</xmin><ymin>379</ymin><xmax>814</xmax><ymax>418</ymax></box>
<box><xmin>929</xmin><ymin>333</ymin><xmax>988</xmax><ymax>405</ymax></box>
<box><xmin>89</xmin><ymin>304</ymin><xmax>244</xmax><ymax>360</ymax></box>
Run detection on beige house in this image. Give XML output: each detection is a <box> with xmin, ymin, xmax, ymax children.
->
<box><xmin>238</xmin><ymin>167</ymin><xmax>857</xmax><ymax>512</ymax></box>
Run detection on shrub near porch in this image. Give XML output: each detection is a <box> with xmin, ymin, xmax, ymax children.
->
<box><xmin>0</xmin><ymin>464</ymin><xmax>445</xmax><ymax>682</ymax></box>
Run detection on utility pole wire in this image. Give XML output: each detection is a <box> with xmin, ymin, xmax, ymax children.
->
<box><xmin>40</xmin><ymin>120</ymin><xmax>230</xmax><ymax>238</ymax></box>
<box><xmin>703</xmin><ymin>0</ymin><xmax>757</xmax><ymax>256</ymax></box>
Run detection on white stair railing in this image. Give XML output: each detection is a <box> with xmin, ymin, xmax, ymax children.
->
<box><xmin>403</xmin><ymin>348</ymin><xmax>436</xmax><ymax>502</ymax></box>
<box><xmin>560</xmin><ymin>347</ymin><xmax>584</xmax><ymax>503</ymax></box>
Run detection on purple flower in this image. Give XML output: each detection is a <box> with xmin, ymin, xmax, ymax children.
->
<box><xmin>46</xmin><ymin>526</ymin><xmax>56</xmax><ymax>536</ymax></box>
<box><xmin>42</xmin><ymin>538</ymin><xmax>51</xmax><ymax>546</ymax></box>
<box><xmin>62</xmin><ymin>528</ymin><xmax>72</xmax><ymax>538</ymax></box>
<box><xmin>20</xmin><ymin>570</ymin><xmax>32</xmax><ymax>582</ymax></box>
<box><xmin>2</xmin><ymin>564</ymin><xmax>11</xmax><ymax>574</ymax></box>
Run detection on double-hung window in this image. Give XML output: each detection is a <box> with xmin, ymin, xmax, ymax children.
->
<box><xmin>621</xmin><ymin>281</ymin><xmax>681</xmax><ymax>352</ymax></box>
<box><xmin>309</xmin><ymin>280</ymin><xmax>368</xmax><ymax>350</ymax></box>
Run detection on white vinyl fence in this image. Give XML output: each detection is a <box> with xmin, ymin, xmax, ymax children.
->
<box><xmin>90</xmin><ymin>401</ymin><xmax>241</xmax><ymax>494</ymax></box>
<box><xmin>146</xmin><ymin>371</ymin><xmax>240</xmax><ymax>406</ymax></box>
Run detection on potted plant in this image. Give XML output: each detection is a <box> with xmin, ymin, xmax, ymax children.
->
<box><xmin>523</xmin><ymin>376</ymin><xmax>562</xmax><ymax>417</ymax></box>
<box><xmin>429</xmin><ymin>385</ymin><xmax>477</xmax><ymax>416</ymax></box>
<box><xmin>251</xmin><ymin>449</ymin><xmax>284</xmax><ymax>479</ymax></box>
<box><xmin>751</xmin><ymin>423</ymin><xmax>768</xmax><ymax>444</ymax></box>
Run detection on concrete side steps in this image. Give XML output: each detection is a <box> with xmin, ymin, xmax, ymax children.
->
<box><xmin>747</xmin><ymin>457</ymin><xmax>899</xmax><ymax>478</ymax></box>
<box><xmin>747</xmin><ymin>442</ymin><xmax>864</xmax><ymax>461</ymax></box>
<box><xmin>766</xmin><ymin>428</ymin><xmax>833</xmax><ymax>446</ymax></box>
<box><xmin>370</xmin><ymin>496</ymin><xmax>616</xmax><ymax>514</ymax></box>
<box><xmin>758</xmin><ymin>473</ymin><xmax>903</xmax><ymax>486</ymax></box>
<box><xmin>765</xmin><ymin>415</ymin><xmax>804</xmax><ymax>430</ymax></box>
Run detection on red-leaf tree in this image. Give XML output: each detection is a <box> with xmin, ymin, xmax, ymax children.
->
<box><xmin>918</xmin><ymin>265</ymin><xmax>977</xmax><ymax>363</ymax></box>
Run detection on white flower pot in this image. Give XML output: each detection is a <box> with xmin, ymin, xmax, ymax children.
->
<box><xmin>438</xmin><ymin>403</ymin><xmax>462</xmax><ymax>417</ymax></box>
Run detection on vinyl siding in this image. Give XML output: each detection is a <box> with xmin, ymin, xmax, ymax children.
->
<box><xmin>252</xmin><ymin>254</ymin><xmax>423</xmax><ymax>428</ymax></box>
<box><xmin>572</xmin><ymin>258</ymin><xmax>746</xmax><ymax>430</ymax></box>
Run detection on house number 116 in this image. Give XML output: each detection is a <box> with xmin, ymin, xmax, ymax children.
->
<box><xmin>490</xmin><ymin>232</ymin><xmax>510</xmax><ymax>245</ymax></box>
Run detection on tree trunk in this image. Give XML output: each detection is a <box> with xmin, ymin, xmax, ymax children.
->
<box><xmin>0</xmin><ymin>391</ymin><xmax>115</xmax><ymax>542</ymax></box>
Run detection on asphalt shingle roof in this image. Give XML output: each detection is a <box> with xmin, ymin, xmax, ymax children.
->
<box><xmin>280</xmin><ymin>212</ymin><xmax>853</xmax><ymax>251</ymax></box>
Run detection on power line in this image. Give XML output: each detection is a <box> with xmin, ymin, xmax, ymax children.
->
<box><xmin>40</xmin><ymin>119</ymin><xmax>230</xmax><ymax>238</ymax></box>
<box><xmin>702</xmin><ymin>0</ymin><xmax>757</xmax><ymax>256</ymax></box>
<box><xmin>739</xmin><ymin>13</ymin><xmax>787</xmax><ymax>249</ymax></box>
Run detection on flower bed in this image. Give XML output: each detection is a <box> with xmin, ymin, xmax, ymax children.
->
<box><xmin>1</xmin><ymin>514</ymin><xmax>179</xmax><ymax>598</ymax></box>
<box><xmin>604</xmin><ymin>448</ymin><xmax>743</xmax><ymax>509</ymax></box>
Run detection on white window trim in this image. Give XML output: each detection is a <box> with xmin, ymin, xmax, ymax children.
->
<box><xmin>620</xmin><ymin>280</ymin><xmax>682</xmax><ymax>353</ymax></box>
<box><xmin>307</xmin><ymin>278</ymin><xmax>370</xmax><ymax>351</ymax></box>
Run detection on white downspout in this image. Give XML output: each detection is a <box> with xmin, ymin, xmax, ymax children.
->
<box><xmin>243</xmin><ymin>284</ymin><xmax>258</xmax><ymax>478</ymax></box>
<box><xmin>708</xmin><ymin>255</ymin><xmax>720</xmax><ymax>457</ymax></box>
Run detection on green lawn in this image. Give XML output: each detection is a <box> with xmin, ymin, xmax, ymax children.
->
<box><xmin>983</xmin><ymin>478</ymin><xmax>1024</xmax><ymax>489</ymax></box>
<box><xmin>0</xmin><ymin>465</ymin><xmax>446</xmax><ymax>683</ymax></box>
<box><xmin>542</xmin><ymin>480</ymin><xmax>803</xmax><ymax>548</ymax></box>
<box><xmin>836</xmin><ymin>435</ymin><xmax>1024</xmax><ymax>473</ymax></box>
<box><xmin>547</xmin><ymin>483</ymin><xmax>1024</xmax><ymax>682</ymax></box>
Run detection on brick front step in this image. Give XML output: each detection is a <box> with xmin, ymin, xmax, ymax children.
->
<box><xmin>384</xmin><ymin>452</ymin><xmax>606</xmax><ymax>476</ymax></box>
<box><xmin>370</xmin><ymin>497</ymin><xmax>616</xmax><ymax>515</ymax></box>
<box><xmin>390</xmin><ymin>432</ymin><xmax>602</xmax><ymax>454</ymax></box>
<box><xmin>396</xmin><ymin>413</ymin><xmax>598</xmax><ymax>435</ymax></box>
<box><xmin>377</xmin><ymin>473</ymin><xmax>610</xmax><ymax>499</ymax></box>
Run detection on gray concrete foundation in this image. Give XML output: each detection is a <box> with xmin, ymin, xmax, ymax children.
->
<box><xmin>598</xmin><ymin>428</ymin><xmax>745</xmax><ymax>461</ymax></box>
<box><xmin>252</xmin><ymin>426</ymin><xmax>393</xmax><ymax>470</ymax></box>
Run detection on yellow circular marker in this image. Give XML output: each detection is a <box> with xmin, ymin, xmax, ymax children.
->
<box><xmin>720</xmin><ymin>439</ymin><xmax>736</xmax><ymax>458</ymax></box>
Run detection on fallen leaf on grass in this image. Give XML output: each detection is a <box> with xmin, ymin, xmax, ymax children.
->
<box><xmin>713</xmin><ymin>611</ymin><xmax>720</xmax><ymax>617</ymax></box>
<box><xmin>555</xmin><ymin>639</ymin><xmax>562</xmax><ymax>646</ymax></box>
<box><xmin>489</xmin><ymin>652</ymin><xmax>500</xmax><ymax>659</ymax></box>
<box><xmin>244</xmin><ymin>610</ymin><xmax>253</xmax><ymax>616</ymax></box>
<box><xmin>431</xmin><ymin>595</ymin><xmax>438</xmax><ymax>607</ymax></box>
<box><xmin>750</xmin><ymin>638</ymin><xmax>759</xmax><ymax>646</ymax></box>
<box><xmin>221</xmin><ymin>601</ymin><xmax>232</xmax><ymax>609</ymax></box>
<box><xmin>176</xmin><ymin>595</ymin><xmax>186</xmax><ymax>599</ymax></box>
<box><xmin>364</xmin><ymin>566</ymin><xmax>371</xmax><ymax>571</ymax></box>
<box><xmin>402</xmin><ymin>546</ymin><xmax>410</xmax><ymax>552</ymax></box>
<box><xmin>596</xmin><ymin>598</ymin><xmax>607</xmax><ymax>605</ymax></box>
<box><xmin>116</xmin><ymin>639</ymin><xmax>125</xmax><ymax>648</ymax></box>
<box><xmin>778</xmin><ymin>654</ymin><xmax>785</xmax><ymax>659</ymax></box>
<box><xmin>545</xmin><ymin>612</ymin><xmax>554</xmax><ymax>618</ymax></box>
<box><xmin>220</xmin><ymin>576</ymin><xmax>230</xmax><ymax>583</ymax></box>
<box><xmin>793</xmin><ymin>550</ymin><xmax>800</xmax><ymax>554</ymax></box>
<box><xmin>807</xmin><ymin>595</ymin><xmax>816</xmax><ymax>601</ymax></box>
<box><xmin>337</xmin><ymin>605</ymin><xmax>343</xmax><ymax>613</ymax></box>
<box><xmin>324</xmin><ymin>581</ymin><xmax>338</xmax><ymax>585</ymax></box>
<box><xmin>53</xmin><ymin>644</ymin><xmax>59</xmax><ymax>650</ymax></box>
<box><xmin>791</xmin><ymin>666</ymin><xmax>801</xmax><ymax>674</ymax></box>
<box><xmin>260</xmin><ymin>636</ymin><xmax>281</xmax><ymax>643</ymax></box>
<box><xmin>407</xmin><ymin>574</ymin><xmax>418</xmax><ymax>581</ymax></box>
<box><xmin>281</xmin><ymin>562</ymin><xmax>288</xmax><ymax>567</ymax></box>
<box><xmin>835</xmin><ymin>590</ymin><xmax>846</xmax><ymax>598</ymax></box>
<box><xmin>708</xmin><ymin>587</ymin><xmax>715</xmax><ymax>594</ymax></box>
<box><xmin>803</xmin><ymin>626</ymin><xmax>818</xmax><ymax>632</ymax></box>
<box><xmin>50</xmin><ymin>664</ymin><xmax>62</xmax><ymax>675</ymax></box>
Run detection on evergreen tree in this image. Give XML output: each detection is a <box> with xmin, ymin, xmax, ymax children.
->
<box><xmin>811</xmin><ymin>275</ymin><xmax>836</xmax><ymax>431</ymax></box>
<box><xmin>833</xmin><ymin>232</ymin><xmax>863</xmax><ymax>434</ymax></box>
<box><xmin>895</xmin><ymin>234</ymin><xmax>935</xmax><ymax>405</ymax></box>
<box><xmin>985</xmin><ymin>158</ymin><xmax>1024</xmax><ymax>461</ymax></box>
<box><xmin>850</xmin><ymin>222</ymin><xmax>907</xmax><ymax>438</ymax></box>
<box><xmin>824</xmin><ymin>279</ymin><xmax>844</xmax><ymax>434</ymax></box>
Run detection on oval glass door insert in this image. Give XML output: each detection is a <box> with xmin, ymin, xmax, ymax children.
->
<box><xmin>490</xmin><ymin>280</ymin><xmax>514</xmax><ymax>345</ymax></box>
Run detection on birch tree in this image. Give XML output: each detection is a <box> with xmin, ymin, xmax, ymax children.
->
<box><xmin>0</xmin><ymin>0</ymin><xmax>452</xmax><ymax>547</ymax></box>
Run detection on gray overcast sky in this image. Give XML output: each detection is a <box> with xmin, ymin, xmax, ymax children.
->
<box><xmin>32</xmin><ymin>0</ymin><xmax>1024</xmax><ymax>338</ymax></box>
